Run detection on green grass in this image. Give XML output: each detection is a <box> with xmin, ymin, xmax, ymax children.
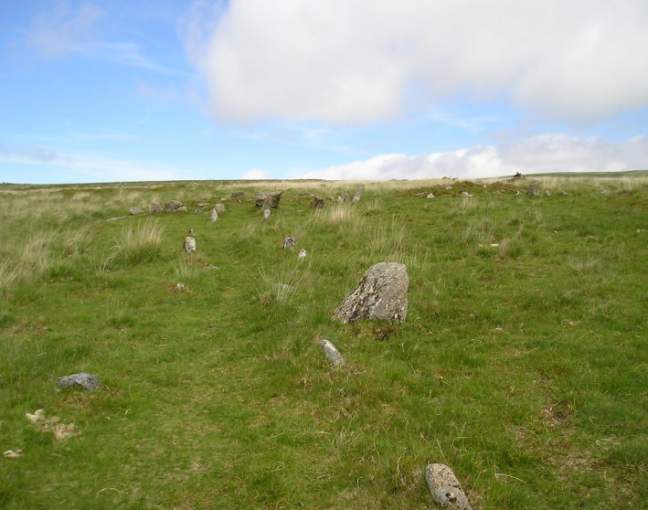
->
<box><xmin>1</xmin><ymin>177</ymin><xmax>647</xmax><ymax>509</ymax></box>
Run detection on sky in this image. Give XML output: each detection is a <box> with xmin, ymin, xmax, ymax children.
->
<box><xmin>1</xmin><ymin>0</ymin><xmax>648</xmax><ymax>183</ymax></box>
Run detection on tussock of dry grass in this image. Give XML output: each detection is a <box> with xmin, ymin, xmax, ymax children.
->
<box><xmin>108</xmin><ymin>219</ymin><xmax>164</xmax><ymax>267</ymax></box>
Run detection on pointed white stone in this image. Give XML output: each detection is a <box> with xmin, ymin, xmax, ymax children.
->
<box><xmin>320</xmin><ymin>339</ymin><xmax>345</xmax><ymax>368</ymax></box>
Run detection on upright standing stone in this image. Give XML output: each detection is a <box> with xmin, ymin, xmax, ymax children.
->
<box><xmin>215</xmin><ymin>203</ymin><xmax>226</xmax><ymax>214</ymax></box>
<box><xmin>210</xmin><ymin>208</ymin><xmax>219</xmax><ymax>223</ymax></box>
<box><xmin>263</xmin><ymin>208</ymin><xmax>271</xmax><ymax>221</ymax></box>
<box><xmin>425</xmin><ymin>464</ymin><xmax>472</xmax><ymax>510</ymax></box>
<box><xmin>333</xmin><ymin>262</ymin><xmax>409</xmax><ymax>323</ymax></box>
<box><xmin>184</xmin><ymin>228</ymin><xmax>196</xmax><ymax>253</ymax></box>
<box><xmin>283</xmin><ymin>236</ymin><xmax>296</xmax><ymax>249</ymax></box>
<box><xmin>320</xmin><ymin>339</ymin><xmax>345</xmax><ymax>368</ymax></box>
<box><xmin>311</xmin><ymin>197</ymin><xmax>325</xmax><ymax>209</ymax></box>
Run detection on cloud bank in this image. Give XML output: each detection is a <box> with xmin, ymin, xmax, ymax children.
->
<box><xmin>300</xmin><ymin>135</ymin><xmax>648</xmax><ymax>180</ymax></box>
<box><xmin>196</xmin><ymin>0</ymin><xmax>648</xmax><ymax>124</ymax></box>
<box><xmin>0</xmin><ymin>144</ymin><xmax>183</xmax><ymax>183</ymax></box>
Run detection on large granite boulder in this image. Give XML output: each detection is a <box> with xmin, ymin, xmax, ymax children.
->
<box><xmin>333</xmin><ymin>262</ymin><xmax>408</xmax><ymax>323</ymax></box>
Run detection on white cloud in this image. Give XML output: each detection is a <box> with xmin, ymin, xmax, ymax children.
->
<box><xmin>194</xmin><ymin>0</ymin><xmax>648</xmax><ymax>123</ymax></box>
<box><xmin>241</xmin><ymin>168</ymin><xmax>271</xmax><ymax>180</ymax></box>
<box><xmin>300</xmin><ymin>134</ymin><xmax>648</xmax><ymax>180</ymax></box>
<box><xmin>0</xmin><ymin>144</ymin><xmax>184</xmax><ymax>182</ymax></box>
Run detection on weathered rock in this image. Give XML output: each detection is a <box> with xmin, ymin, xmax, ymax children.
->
<box><xmin>210</xmin><ymin>208</ymin><xmax>219</xmax><ymax>223</ymax></box>
<box><xmin>298</xmin><ymin>248</ymin><xmax>307</xmax><ymax>259</ymax></box>
<box><xmin>527</xmin><ymin>182</ymin><xmax>541</xmax><ymax>197</ymax></box>
<box><xmin>352</xmin><ymin>188</ymin><xmax>363</xmax><ymax>203</ymax></box>
<box><xmin>461</xmin><ymin>191</ymin><xmax>472</xmax><ymax>198</ymax></box>
<box><xmin>214</xmin><ymin>203</ymin><xmax>226</xmax><ymax>214</ymax></box>
<box><xmin>311</xmin><ymin>196</ymin><xmax>325</xmax><ymax>209</ymax></box>
<box><xmin>57</xmin><ymin>373</ymin><xmax>100</xmax><ymax>391</ymax></box>
<box><xmin>283</xmin><ymin>236</ymin><xmax>296</xmax><ymax>249</ymax></box>
<box><xmin>263</xmin><ymin>208</ymin><xmax>272</xmax><ymax>221</ymax></box>
<box><xmin>164</xmin><ymin>200</ymin><xmax>185</xmax><ymax>212</ymax></box>
<box><xmin>320</xmin><ymin>339</ymin><xmax>345</xmax><ymax>368</ymax></box>
<box><xmin>230</xmin><ymin>191</ymin><xmax>245</xmax><ymax>201</ymax></box>
<box><xmin>425</xmin><ymin>464</ymin><xmax>472</xmax><ymax>510</ymax></box>
<box><xmin>426</xmin><ymin>193</ymin><xmax>435</xmax><ymax>199</ymax></box>
<box><xmin>333</xmin><ymin>262</ymin><xmax>409</xmax><ymax>323</ymax></box>
<box><xmin>196</xmin><ymin>202</ymin><xmax>209</xmax><ymax>209</ymax></box>
<box><xmin>255</xmin><ymin>192</ymin><xmax>282</xmax><ymax>209</ymax></box>
<box><xmin>129</xmin><ymin>207</ymin><xmax>142</xmax><ymax>215</ymax></box>
<box><xmin>184</xmin><ymin>228</ymin><xmax>196</xmax><ymax>253</ymax></box>
<box><xmin>177</xmin><ymin>206</ymin><xmax>188</xmax><ymax>213</ymax></box>
<box><xmin>149</xmin><ymin>202</ymin><xmax>162</xmax><ymax>214</ymax></box>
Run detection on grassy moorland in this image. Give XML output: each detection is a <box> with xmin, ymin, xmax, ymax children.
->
<box><xmin>1</xmin><ymin>176</ymin><xmax>647</xmax><ymax>509</ymax></box>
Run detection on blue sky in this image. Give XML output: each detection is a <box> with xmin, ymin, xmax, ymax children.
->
<box><xmin>2</xmin><ymin>0</ymin><xmax>648</xmax><ymax>183</ymax></box>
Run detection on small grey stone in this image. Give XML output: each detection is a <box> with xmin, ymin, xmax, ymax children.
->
<box><xmin>461</xmin><ymin>191</ymin><xmax>472</xmax><ymax>198</ymax></box>
<box><xmin>176</xmin><ymin>206</ymin><xmax>188</xmax><ymax>213</ymax></box>
<box><xmin>527</xmin><ymin>182</ymin><xmax>541</xmax><ymax>197</ymax></box>
<box><xmin>283</xmin><ymin>236</ymin><xmax>296</xmax><ymax>249</ymax></box>
<box><xmin>320</xmin><ymin>339</ymin><xmax>345</xmax><ymax>368</ymax></box>
<box><xmin>149</xmin><ymin>202</ymin><xmax>162</xmax><ymax>214</ymax></box>
<box><xmin>184</xmin><ymin>229</ymin><xmax>196</xmax><ymax>253</ymax></box>
<box><xmin>426</xmin><ymin>193</ymin><xmax>435</xmax><ymax>199</ymax></box>
<box><xmin>263</xmin><ymin>208</ymin><xmax>271</xmax><ymax>221</ymax></box>
<box><xmin>298</xmin><ymin>248</ymin><xmax>307</xmax><ymax>259</ymax></box>
<box><xmin>425</xmin><ymin>464</ymin><xmax>472</xmax><ymax>510</ymax></box>
<box><xmin>214</xmin><ymin>203</ymin><xmax>226</xmax><ymax>214</ymax></box>
<box><xmin>57</xmin><ymin>373</ymin><xmax>100</xmax><ymax>391</ymax></box>
<box><xmin>333</xmin><ymin>262</ymin><xmax>409</xmax><ymax>323</ymax></box>
<box><xmin>210</xmin><ymin>208</ymin><xmax>219</xmax><ymax>223</ymax></box>
<box><xmin>128</xmin><ymin>207</ymin><xmax>142</xmax><ymax>215</ymax></box>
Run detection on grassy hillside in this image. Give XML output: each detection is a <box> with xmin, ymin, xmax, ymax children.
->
<box><xmin>1</xmin><ymin>176</ymin><xmax>647</xmax><ymax>509</ymax></box>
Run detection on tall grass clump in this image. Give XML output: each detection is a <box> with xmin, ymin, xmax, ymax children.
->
<box><xmin>315</xmin><ymin>203</ymin><xmax>355</xmax><ymax>224</ymax></box>
<box><xmin>368</xmin><ymin>218</ymin><xmax>406</xmax><ymax>260</ymax></box>
<box><xmin>109</xmin><ymin>219</ymin><xmax>164</xmax><ymax>267</ymax></box>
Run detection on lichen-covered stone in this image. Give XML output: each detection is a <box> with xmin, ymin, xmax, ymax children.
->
<box><xmin>57</xmin><ymin>373</ymin><xmax>100</xmax><ymax>391</ymax></box>
<box><xmin>255</xmin><ymin>192</ymin><xmax>282</xmax><ymax>208</ymax></box>
<box><xmin>333</xmin><ymin>262</ymin><xmax>408</xmax><ymax>323</ymax></box>
<box><xmin>425</xmin><ymin>464</ymin><xmax>472</xmax><ymax>510</ymax></box>
<box><xmin>210</xmin><ymin>208</ymin><xmax>219</xmax><ymax>223</ymax></box>
<box><xmin>164</xmin><ymin>200</ymin><xmax>184</xmax><ymax>212</ymax></box>
<box><xmin>312</xmin><ymin>196</ymin><xmax>325</xmax><ymax>209</ymax></box>
<box><xmin>184</xmin><ymin>229</ymin><xmax>196</xmax><ymax>253</ymax></box>
<box><xmin>283</xmin><ymin>236</ymin><xmax>296</xmax><ymax>249</ymax></box>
